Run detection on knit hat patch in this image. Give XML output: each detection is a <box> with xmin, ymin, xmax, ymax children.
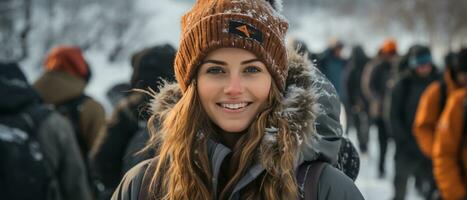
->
<box><xmin>228</xmin><ymin>20</ymin><xmax>263</xmax><ymax>44</ymax></box>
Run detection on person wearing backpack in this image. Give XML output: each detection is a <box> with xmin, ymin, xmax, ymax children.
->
<box><xmin>0</xmin><ymin>62</ymin><xmax>92</xmax><ymax>200</ymax></box>
<box><xmin>432</xmin><ymin>48</ymin><xmax>467</xmax><ymax>200</ymax></box>
<box><xmin>389</xmin><ymin>45</ymin><xmax>439</xmax><ymax>200</ymax></box>
<box><xmin>111</xmin><ymin>0</ymin><xmax>364</xmax><ymax>199</ymax></box>
<box><xmin>90</xmin><ymin>44</ymin><xmax>176</xmax><ymax>199</ymax></box>
<box><xmin>33</xmin><ymin>45</ymin><xmax>106</xmax><ymax>159</ymax></box>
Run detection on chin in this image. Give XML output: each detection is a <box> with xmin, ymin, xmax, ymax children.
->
<box><xmin>218</xmin><ymin>123</ymin><xmax>249</xmax><ymax>134</ymax></box>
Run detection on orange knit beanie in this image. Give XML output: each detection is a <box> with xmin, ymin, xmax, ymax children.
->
<box><xmin>44</xmin><ymin>46</ymin><xmax>89</xmax><ymax>79</ymax></box>
<box><xmin>380</xmin><ymin>38</ymin><xmax>397</xmax><ymax>55</ymax></box>
<box><xmin>175</xmin><ymin>0</ymin><xmax>289</xmax><ymax>92</ymax></box>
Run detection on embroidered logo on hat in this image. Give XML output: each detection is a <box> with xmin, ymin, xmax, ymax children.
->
<box><xmin>236</xmin><ymin>25</ymin><xmax>251</xmax><ymax>37</ymax></box>
<box><xmin>229</xmin><ymin>20</ymin><xmax>263</xmax><ymax>43</ymax></box>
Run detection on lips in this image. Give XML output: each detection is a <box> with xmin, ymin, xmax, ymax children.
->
<box><xmin>217</xmin><ymin>102</ymin><xmax>251</xmax><ymax>110</ymax></box>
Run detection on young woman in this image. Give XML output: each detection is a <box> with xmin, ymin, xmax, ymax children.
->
<box><xmin>112</xmin><ymin>0</ymin><xmax>364</xmax><ymax>199</ymax></box>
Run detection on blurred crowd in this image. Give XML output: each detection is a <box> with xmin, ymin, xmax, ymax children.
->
<box><xmin>297</xmin><ymin>38</ymin><xmax>467</xmax><ymax>200</ymax></box>
<box><xmin>1</xmin><ymin>38</ymin><xmax>466</xmax><ymax>200</ymax></box>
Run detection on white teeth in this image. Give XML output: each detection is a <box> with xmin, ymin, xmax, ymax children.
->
<box><xmin>221</xmin><ymin>102</ymin><xmax>248</xmax><ymax>110</ymax></box>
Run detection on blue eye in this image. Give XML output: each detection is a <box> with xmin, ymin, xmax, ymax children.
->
<box><xmin>206</xmin><ymin>67</ymin><xmax>224</xmax><ymax>74</ymax></box>
<box><xmin>245</xmin><ymin>66</ymin><xmax>261</xmax><ymax>73</ymax></box>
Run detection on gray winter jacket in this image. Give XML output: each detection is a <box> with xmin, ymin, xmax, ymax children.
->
<box><xmin>111</xmin><ymin>50</ymin><xmax>362</xmax><ymax>200</ymax></box>
<box><xmin>38</xmin><ymin>112</ymin><xmax>94</xmax><ymax>200</ymax></box>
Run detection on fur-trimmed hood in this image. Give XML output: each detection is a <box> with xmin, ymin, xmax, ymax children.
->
<box><xmin>149</xmin><ymin>49</ymin><xmax>342</xmax><ymax>164</ymax></box>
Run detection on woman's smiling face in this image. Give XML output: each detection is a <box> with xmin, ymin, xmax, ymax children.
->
<box><xmin>196</xmin><ymin>48</ymin><xmax>272</xmax><ymax>134</ymax></box>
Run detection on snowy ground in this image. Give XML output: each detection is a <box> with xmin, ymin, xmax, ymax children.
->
<box><xmin>349</xmin><ymin>126</ymin><xmax>424</xmax><ymax>200</ymax></box>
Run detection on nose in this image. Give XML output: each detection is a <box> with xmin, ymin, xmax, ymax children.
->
<box><xmin>224</xmin><ymin>74</ymin><xmax>243</xmax><ymax>96</ymax></box>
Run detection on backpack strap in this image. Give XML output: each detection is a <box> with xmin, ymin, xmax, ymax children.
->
<box><xmin>297</xmin><ymin>161</ymin><xmax>327</xmax><ymax>200</ymax></box>
<box><xmin>56</xmin><ymin>95</ymin><xmax>90</xmax><ymax>156</ymax></box>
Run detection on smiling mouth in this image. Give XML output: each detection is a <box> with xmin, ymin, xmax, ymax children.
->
<box><xmin>217</xmin><ymin>102</ymin><xmax>251</xmax><ymax>110</ymax></box>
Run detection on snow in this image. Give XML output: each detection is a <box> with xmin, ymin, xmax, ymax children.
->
<box><xmin>84</xmin><ymin>49</ymin><xmax>132</xmax><ymax>113</ymax></box>
<box><xmin>0</xmin><ymin>124</ymin><xmax>28</xmax><ymax>143</ymax></box>
<box><xmin>349</xmin><ymin>126</ymin><xmax>424</xmax><ymax>200</ymax></box>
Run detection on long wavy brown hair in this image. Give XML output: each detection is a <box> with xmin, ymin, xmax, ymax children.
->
<box><xmin>144</xmin><ymin>79</ymin><xmax>299</xmax><ymax>199</ymax></box>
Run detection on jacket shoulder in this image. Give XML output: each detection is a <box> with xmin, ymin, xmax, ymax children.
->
<box><xmin>449</xmin><ymin>89</ymin><xmax>467</xmax><ymax>103</ymax></box>
<box><xmin>82</xmin><ymin>96</ymin><xmax>105</xmax><ymax>112</ymax></box>
<box><xmin>80</xmin><ymin>97</ymin><xmax>106</xmax><ymax>124</ymax></box>
<box><xmin>425</xmin><ymin>81</ymin><xmax>442</xmax><ymax>96</ymax></box>
<box><xmin>318</xmin><ymin>165</ymin><xmax>365</xmax><ymax>200</ymax></box>
<box><xmin>111</xmin><ymin>159</ymin><xmax>152</xmax><ymax>200</ymax></box>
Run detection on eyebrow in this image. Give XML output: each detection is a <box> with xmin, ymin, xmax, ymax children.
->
<box><xmin>241</xmin><ymin>58</ymin><xmax>262</xmax><ymax>65</ymax></box>
<box><xmin>202</xmin><ymin>60</ymin><xmax>227</xmax><ymax>65</ymax></box>
<box><xmin>202</xmin><ymin>58</ymin><xmax>262</xmax><ymax>65</ymax></box>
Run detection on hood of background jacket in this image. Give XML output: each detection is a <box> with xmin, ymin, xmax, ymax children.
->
<box><xmin>33</xmin><ymin>70</ymin><xmax>86</xmax><ymax>104</ymax></box>
<box><xmin>148</xmin><ymin>48</ymin><xmax>343</xmax><ymax>165</ymax></box>
<box><xmin>0</xmin><ymin>63</ymin><xmax>41</xmax><ymax>113</ymax></box>
<box><xmin>130</xmin><ymin>44</ymin><xmax>176</xmax><ymax>92</ymax></box>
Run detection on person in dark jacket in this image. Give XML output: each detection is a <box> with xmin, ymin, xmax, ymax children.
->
<box><xmin>112</xmin><ymin>0</ymin><xmax>364</xmax><ymax>200</ymax></box>
<box><xmin>90</xmin><ymin>44</ymin><xmax>176</xmax><ymax>199</ymax></box>
<box><xmin>318</xmin><ymin>39</ymin><xmax>347</xmax><ymax>99</ymax></box>
<box><xmin>362</xmin><ymin>38</ymin><xmax>400</xmax><ymax>178</ymax></box>
<box><xmin>0</xmin><ymin>62</ymin><xmax>92</xmax><ymax>200</ymax></box>
<box><xmin>389</xmin><ymin>46</ymin><xmax>438</xmax><ymax>200</ymax></box>
<box><xmin>343</xmin><ymin>45</ymin><xmax>370</xmax><ymax>153</ymax></box>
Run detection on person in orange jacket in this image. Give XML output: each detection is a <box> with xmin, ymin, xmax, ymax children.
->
<box><xmin>413</xmin><ymin>51</ymin><xmax>465</xmax><ymax>159</ymax></box>
<box><xmin>432</xmin><ymin>48</ymin><xmax>467</xmax><ymax>199</ymax></box>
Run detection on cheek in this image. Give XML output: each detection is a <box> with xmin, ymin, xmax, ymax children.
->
<box><xmin>252</xmin><ymin>77</ymin><xmax>272</xmax><ymax>103</ymax></box>
<box><xmin>197</xmin><ymin>77</ymin><xmax>225</xmax><ymax>114</ymax></box>
<box><xmin>257</xmin><ymin>84</ymin><xmax>271</xmax><ymax>102</ymax></box>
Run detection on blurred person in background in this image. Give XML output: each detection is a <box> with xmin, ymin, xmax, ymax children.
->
<box><xmin>413</xmin><ymin>51</ymin><xmax>464</xmax><ymax>160</ymax></box>
<box><xmin>362</xmin><ymin>38</ymin><xmax>400</xmax><ymax>178</ymax></box>
<box><xmin>0</xmin><ymin>63</ymin><xmax>92</xmax><ymax>200</ymax></box>
<box><xmin>33</xmin><ymin>46</ymin><xmax>106</xmax><ymax>158</ymax></box>
<box><xmin>33</xmin><ymin>45</ymin><xmax>106</xmax><ymax>198</ymax></box>
<box><xmin>389</xmin><ymin>45</ymin><xmax>438</xmax><ymax>200</ymax></box>
<box><xmin>90</xmin><ymin>44</ymin><xmax>176</xmax><ymax>200</ymax></box>
<box><xmin>411</xmin><ymin>50</ymin><xmax>467</xmax><ymax>200</ymax></box>
<box><xmin>343</xmin><ymin>45</ymin><xmax>370</xmax><ymax>153</ymax></box>
<box><xmin>318</xmin><ymin>38</ymin><xmax>347</xmax><ymax>99</ymax></box>
<box><xmin>432</xmin><ymin>48</ymin><xmax>467</xmax><ymax>200</ymax></box>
